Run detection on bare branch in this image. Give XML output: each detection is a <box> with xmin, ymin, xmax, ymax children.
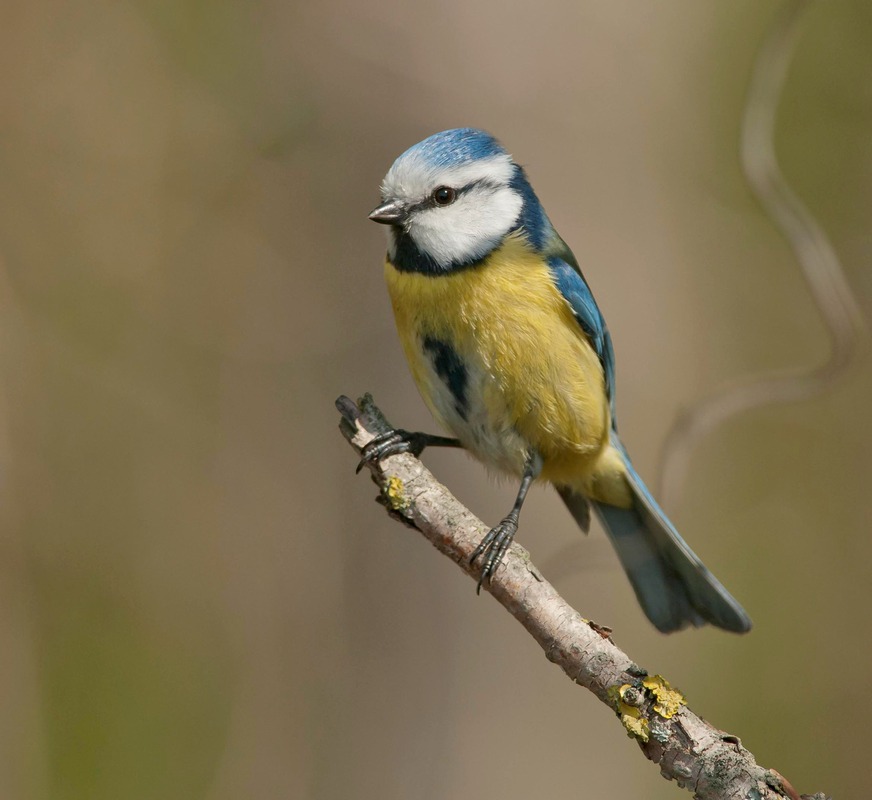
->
<box><xmin>337</xmin><ymin>394</ymin><xmax>829</xmax><ymax>800</ymax></box>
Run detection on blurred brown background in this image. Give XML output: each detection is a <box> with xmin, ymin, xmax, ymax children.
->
<box><xmin>1</xmin><ymin>1</ymin><xmax>870</xmax><ymax>798</ymax></box>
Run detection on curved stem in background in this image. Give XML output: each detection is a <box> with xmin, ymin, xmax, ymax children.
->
<box><xmin>658</xmin><ymin>0</ymin><xmax>866</xmax><ymax>511</ymax></box>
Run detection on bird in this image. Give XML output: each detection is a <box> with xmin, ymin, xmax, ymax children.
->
<box><xmin>362</xmin><ymin>128</ymin><xmax>751</xmax><ymax>634</ymax></box>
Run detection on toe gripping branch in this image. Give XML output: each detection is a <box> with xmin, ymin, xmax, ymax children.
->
<box><xmin>356</xmin><ymin>429</ymin><xmax>462</xmax><ymax>474</ymax></box>
<box><xmin>340</xmin><ymin>394</ymin><xmax>541</xmax><ymax>596</ymax></box>
<box><xmin>337</xmin><ymin>395</ymin><xmax>460</xmax><ymax>477</ymax></box>
<box><xmin>469</xmin><ymin>511</ymin><xmax>520</xmax><ymax>594</ymax></box>
<box><xmin>469</xmin><ymin>452</ymin><xmax>541</xmax><ymax>593</ymax></box>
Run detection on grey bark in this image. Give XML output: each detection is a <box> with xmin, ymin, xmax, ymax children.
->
<box><xmin>337</xmin><ymin>394</ymin><xmax>828</xmax><ymax>800</ymax></box>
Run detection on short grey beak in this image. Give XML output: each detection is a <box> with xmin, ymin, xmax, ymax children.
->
<box><xmin>368</xmin><ymin>201</ymin><xmax>406</xmax><ymax>225</ymax></box>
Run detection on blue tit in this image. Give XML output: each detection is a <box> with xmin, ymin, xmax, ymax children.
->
<box><xmin>363</xmin><ymin>128</ymin><xmax>751</xmax><ymax>634</ymax></box>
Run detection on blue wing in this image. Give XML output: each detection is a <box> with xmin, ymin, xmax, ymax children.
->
<box><xmin>546</xmin><ymin>249</ymin><xmax>617</xmax><ymax>424</ymax></box>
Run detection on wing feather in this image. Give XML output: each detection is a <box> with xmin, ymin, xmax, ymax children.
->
<box><xmin>546</xmin><ymin>244</ymin><xmax>617</xmax><ymax>423</ymax></box>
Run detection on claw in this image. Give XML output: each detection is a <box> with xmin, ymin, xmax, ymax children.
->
<box><xmin>355</xmin><ymin>429</ymin><xmax>463</xmax><ymax>474</ymax></box>
<box><xmin>356</xmin><ymin>429</ymin><xmax>418</xmax><ymax>473</ymax></box>
<box><xmin>470</xmin><ymin>511</ymin><xmax>520</xmax><ymax>593</ymax></box>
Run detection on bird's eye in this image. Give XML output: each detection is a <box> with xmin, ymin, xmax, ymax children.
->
<box><xmin>432</xmin><ymin>186</ymin><xmax>457</xmax><ymax>206</ymax></box>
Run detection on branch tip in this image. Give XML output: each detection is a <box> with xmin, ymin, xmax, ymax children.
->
<box><xmin>338</xmin><ymin>393</ymin><xmax>825</xmax><ymax>799</ymax></box>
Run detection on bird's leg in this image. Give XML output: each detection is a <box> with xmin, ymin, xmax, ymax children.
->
<box><xmin>470</xmin><ymin>452</ymin><xmax>542</xmax><ymax>593</ymax></box>
<box><xmin>356</xmin><ymin>429</ymin><xmax>463</xmax><ymax>473</ymax></box>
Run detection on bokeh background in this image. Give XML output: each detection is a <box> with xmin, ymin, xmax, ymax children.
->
<box><xmin>1</xmin><ymin>1</ymin><xmax>870</xmax><ymax>798</ymax></box>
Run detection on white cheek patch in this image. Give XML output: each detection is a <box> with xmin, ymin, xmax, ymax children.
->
<box><xmin>410</xmin><ymin>184</ymin><xmax>523</xmax><ymax>267</ymax></box>
<box><xmin>379</xmin><ymin>150</ymin><xmax>523</xmax><ymax>267</ymax></box>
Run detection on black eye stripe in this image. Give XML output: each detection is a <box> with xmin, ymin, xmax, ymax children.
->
<box><xmin>455</xmin><ymin>179</ymin><xmax>502</xmax><ymax>197</ymax></box>
<box><xmin>406</xmin><ymin>179</ymin><xmax>504</xmax><ymax>214</ymax></box>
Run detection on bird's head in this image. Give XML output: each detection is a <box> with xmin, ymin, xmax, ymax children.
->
<box><xmin>370</xmin><ymin>128</ymin><xmax>550</xmax><ymax>273</ymax></box>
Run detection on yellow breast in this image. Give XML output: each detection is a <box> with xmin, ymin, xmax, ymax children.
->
<box><xmin>384</xmin><ymin>235</ymin><xmax>613</xmax><ymax>489</ymax></box>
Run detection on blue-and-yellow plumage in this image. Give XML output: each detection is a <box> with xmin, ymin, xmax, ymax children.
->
<box><xmin>370</xmin><ymin>128</ymin><xmax>751</xmax><ymax>633</ymax></box>
<box><xmin>385</xmin><ymin>233</ymin><xmax>631</xmax><ymax>505</ymax></box>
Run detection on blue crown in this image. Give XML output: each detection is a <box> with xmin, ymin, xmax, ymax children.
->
<box><xmin>400</xmin><ymin>128</ymin><xmax>508</xmax><ymax>169</ymax></box>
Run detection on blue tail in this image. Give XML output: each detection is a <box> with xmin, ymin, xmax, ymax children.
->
<box><xmin>559</xmin><ymin>440</ymin><xmax>751</xmax><ymax>633</ymax></box>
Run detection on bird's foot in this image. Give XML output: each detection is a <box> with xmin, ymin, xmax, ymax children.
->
<box><xmin>470</xmin><ymin>511</ymin><xmax>520</xmax><ymax>593</ymax></box>
<box><xmin>356</xmin><ymin>429</ymin><xmax>428</xmax><ymax>473</ymax></box>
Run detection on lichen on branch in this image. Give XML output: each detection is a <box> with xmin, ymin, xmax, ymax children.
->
<box><xmin>337</xmin><ymin>394</ymin><xmax>827</xmax><ymax>800</ymax></box>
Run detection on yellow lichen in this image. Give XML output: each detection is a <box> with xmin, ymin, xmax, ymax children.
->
<box><xmin>642</xmin><ymin>675</ymin><xmax>686</xmax><ymax>719</ymax></box>
<box><xmin>620</xmin><ymin>706</ymin><xmax>649</xmax><ymax>742</ymax></box>
<box><xmin>607</xmin><ymin>684</ymin><xmax>623</xmax><ymax>707</ymax></box>
<box><xmin>609</xmin><ymin>683</ymin><xmax>650</xmax><ymax>742</ymax></box>
<box><xmin>383</xmin><ymin>476</ymin><xmax>408</xmax><ymax>511</ymax></box>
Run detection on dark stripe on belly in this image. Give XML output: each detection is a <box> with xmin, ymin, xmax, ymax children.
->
<box><xmin>422</xmin><ymin>336</ymin><xmax>469</xmax><ymax>421</ymax></box>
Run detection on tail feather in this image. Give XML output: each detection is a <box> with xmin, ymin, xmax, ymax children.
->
<box><xmin>556</xmin><ymin>486</ymin><xmax>591</xmax><ymax>534</ymax></box>
<box><xmin>559</xmin><ymin>446</ymin><xmax>752</xmax><ymax>634</ymax></box>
